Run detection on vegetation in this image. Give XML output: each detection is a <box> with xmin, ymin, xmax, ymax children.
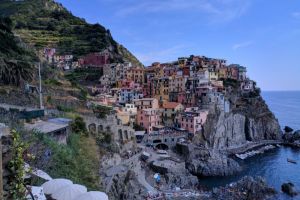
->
<box><xmin>133</xmin><ymin>123</ymin><xmax>145</xmax><ymax>131</ymax></box>
<box><xmin>44</xmin><ymin>78</ymin><xmax>62</xmax><ymax>86</ymax></box>
<box><xmin>29</xmin><ymin>131</ymin><xmax>101</xmax><ymax>190</ymax></box>
<box><xmin>8</xmin><ymin>130</ymin><xmax>28</xmax><ymax>199</ymax></box>
<box><xmin>0</xmin><ymin>0</ymin><xmax>141</xmax><ymax>65</ymax></box>
<box><xmin>93</xmin><ymin>105</ymin><xmax>113</xmax><ymax>119</ymax></box>
<box><xmin>222</xmin><ymin>78</ymin><xmax>240</xmax><ymax>89</ymax></box>
<box><xmin>65</xmin><ymin>68</ymin><xmax>103</xmax><ymax>83</ymax></box>
<box><xmin>56</xmin><ymin>105</ymin><xmax>75</xmax><ymax>113</ymax></box>
<box><xmin>0</xmin><ymin>17</ymin><xmax>37</xmax><ymax>86</ymax></box>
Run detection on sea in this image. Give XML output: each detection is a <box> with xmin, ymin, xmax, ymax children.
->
<box><xmin>198</xmin><ymin>91</ymin><xmax>300</xmax><ymax>199</ymax></box>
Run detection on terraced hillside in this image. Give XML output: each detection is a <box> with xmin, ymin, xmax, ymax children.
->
<box><xmin>0</xmin><ymin>0</ymin><xmax>142</xmax><ymax>65</ymax></box>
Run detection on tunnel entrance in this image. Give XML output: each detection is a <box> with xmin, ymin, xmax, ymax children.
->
<box><xmin>156</xmin><ymin>143</ymin><xmax>169</xmax><ymax>150</ymax></box>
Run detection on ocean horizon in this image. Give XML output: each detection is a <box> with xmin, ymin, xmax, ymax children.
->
<box><xmin>262</xmin><ymin>91</ymin><xmax>300</xmax><ymax>131</ymax></box>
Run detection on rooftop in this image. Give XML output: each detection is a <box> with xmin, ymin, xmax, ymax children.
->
<box><xmin>24</xmin><ymin>118</ymin><xmax>71</xmax><ymax>134</ymax></box>
<box><xmin>163</xmin><ymin>102</ymin><xmax>181</xmax><ymax>109</ymax></box>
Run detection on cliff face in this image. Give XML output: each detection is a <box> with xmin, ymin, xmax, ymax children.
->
<box><xmin>186</xmin><ymin>148</ymin><xmax>241</xmax><ymax>177</ymax></box>
<box><xmin>199</xmin><ymin>93</ymin><xmax>282</xmax><ymax>149</ymax></box>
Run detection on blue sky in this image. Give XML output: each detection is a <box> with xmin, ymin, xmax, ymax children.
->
<box><xmin>56</xmin><ymin>0</ymin><xmax>300</xmax><ymax>91</ymax></box>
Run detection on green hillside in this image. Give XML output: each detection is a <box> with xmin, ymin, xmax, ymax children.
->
<box><xmin>0</xmin><ymin>0</ymin><xmax>142</xmax><ymax>65</ymax></box>
<box><xmin>0</xmin><ymin>17</ymin><xmax>37</xmax><ymax>86</ymax></box>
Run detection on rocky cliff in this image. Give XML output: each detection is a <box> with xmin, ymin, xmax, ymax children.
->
<box><xmin>198</xmin><ymin>91</ymin><xmax>282</xmax><ymax>149</ymax></box>
<box><xmin>186</xmin><ymin>148</ymin><xmax>241</xmax><ymax>177</ymax></box>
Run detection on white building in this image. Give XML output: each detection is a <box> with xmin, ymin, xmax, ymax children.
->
<box><xmin>119</xmin><ymin>88</ymin><xmax>143</xmax><ymax>104</ymax></box>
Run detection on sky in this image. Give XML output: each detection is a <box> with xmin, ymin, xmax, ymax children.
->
<box><xmin>56</xmin><ymin>0</ymin><xmax>300</xmax><ymax>91</ymax></box>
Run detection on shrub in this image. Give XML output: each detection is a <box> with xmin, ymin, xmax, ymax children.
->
<box><xmin>56</xmin><ymin>105</ymin><xmax>74</xmax><ymax>112</ymax></box>
<box><xmin>71</xmin><ymin>116</ymin><xmax>88</xmax><ymax>136</ymax></box>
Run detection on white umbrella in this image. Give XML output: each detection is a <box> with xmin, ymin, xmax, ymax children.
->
<box><xmin>73</xmin><ymin>191</ymin><xmax>109</xmax><ymax>200</ymax></box>
<box><xmin>42</xmin><ymin>179</ymin><xmax>73</xmax><ymax>195</ymax></box>
<box><xmin>51</xmin><ymin>184</ymin><xmax>87</xmax><ymax>200</ymax></box>
<box><xmin>26</xmin><ymin>186</ymin><xmax>46</xmax><ymax>200</ymax></box>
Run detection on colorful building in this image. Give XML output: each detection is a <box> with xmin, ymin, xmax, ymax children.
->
<box><xmin>137</xmin><ymin>108</ymin><xmax>162</xmax><ymax>133</ymax></box>
<box><xmin>127</xmin><ymin>67</ymin><xmax>145</xmax><ymax>84</ymax></box>
<box><xmin>133</xmin><ymin>98</ymin><xmax>159</xmax><ymax>110</ymax></box>
<box><xmin>176</xmin><ymin>108</ymin><xmax>209</xmax><ymax>135</ymax></box>
<box><xmin>119</xmin><ymin>88</ymin><xmax>143</xmax><ymax>104</ymax></box>
<box><xmin>162</xmin><ymin>102</ymin><xmax>184</xmax><ymax>126</ymax></box>
<box><xmin>78</xmin><ymin>50</ymin><xmax>110</xmax><ymax>67</ymax></box>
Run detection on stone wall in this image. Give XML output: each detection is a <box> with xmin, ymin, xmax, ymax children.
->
<box><xmin>83</xmin><ymin>114</ymin><xmax>136</xmax><ymax>152</ymax></box>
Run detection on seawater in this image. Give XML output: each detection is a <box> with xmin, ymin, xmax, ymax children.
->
<box><xmin>198</xmin><ymin>91</ymin><xmax>300</xmax><ymax>199</ymax></box>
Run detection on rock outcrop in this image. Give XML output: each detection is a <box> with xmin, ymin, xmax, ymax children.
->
<box><xmin>281</xmin><ymin>182</ymin><xmax>298</xmax><ymax>197</ymax></box>
<box><xmin>186</xmin><ymin>149</ymin><xmax>241</xmax><ymax>177</ymax></box>
<box><xmin>206</xmin><ymin>176</ymin><xmax>277</xmax><ymax>200</ymax></box>
<box><xmin>282</xmin><ymin>130</ymin><xmax>300</xmax><ymax>143</ymax></box>
<box><xmin>107</xmin><ymin>170</ymin><xmax>146</xmax><ymax>200</ymax></box>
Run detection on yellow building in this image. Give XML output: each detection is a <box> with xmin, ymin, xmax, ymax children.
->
<box><xmin>126</xmin><ymin>67</ymin><xmax>145</xmax><ymax>84</ymax></box>
<box><xmin>209</xmin><ymin>70</ymin><xmax>219</xmax><ymax>81</ymax></box>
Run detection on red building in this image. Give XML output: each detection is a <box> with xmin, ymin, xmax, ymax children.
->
<box><xmin>79</xmin><ymin>50</ymin><xmax>110</xmax><ymax>67</ymax></box>
<box><xmin>182</xmin><ymin>66</ymin><xmax>190</xmax><ymax>76</ymax></box>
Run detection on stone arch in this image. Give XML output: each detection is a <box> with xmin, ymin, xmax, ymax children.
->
<box><xmin>98</xmin><ymin>125</ymin><xmax>103</xmax><ymax>133</ymax></box>
<box><xmin>88</xmin><ymin>123</ymin><xmax>96</xmax><ymax>134</ymax></box>
<box><xmin>118</xmin><ymin>129</ymin><xmax>123</xmax><ymax>141</ymax></box>
<box><xmin>124</xmin><ymin>130</ymin><xmax>129</xmax><ymax>140</ymax></box>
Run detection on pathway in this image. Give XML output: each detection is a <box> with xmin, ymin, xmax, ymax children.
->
<box><xmin>226</xmin><ymin>140</ymin><xmax>283</xmax><ymax>155</ymax></box>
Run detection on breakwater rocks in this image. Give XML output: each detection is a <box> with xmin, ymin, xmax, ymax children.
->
<box><xmin>282</xmin><ymin>130</ymin><xmax>300</xmax><ymax>147</ymax></box>
<box><xmin>186</xmin><ymin>149</ymin><xmax>241</xmax><ymax>177</ymax></box>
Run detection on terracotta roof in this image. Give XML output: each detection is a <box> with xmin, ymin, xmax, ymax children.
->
<box><xmin>163</xmin><ymin>102</ymin><xmax>181</xmax><ymax>109</ymax></box>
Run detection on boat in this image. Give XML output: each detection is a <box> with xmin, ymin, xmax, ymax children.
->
<box><xmin>287</xmin><ymin>158</ymin><xmax>297</xmax><ymax>164</ymax></box>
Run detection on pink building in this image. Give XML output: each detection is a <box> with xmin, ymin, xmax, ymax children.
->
<box><xmin>176</xmin><ymin>108</ymin><xmax>208</xmax><ymax>135</ymax></box>
<box><xmin>137</xmin><ymin>108</ymin><xmax>162</xmax><ymax>133</ymax></box>
<box><xmin>121</xmin><ymin>80</ymin><xmax>135</xmax><ymax>88</ymax></box>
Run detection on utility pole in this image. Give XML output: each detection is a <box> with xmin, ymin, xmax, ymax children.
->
<box><xmin>38</xmin><ymin>63</ymin><xmax>44</xmax><ymax>109</ymax></box>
